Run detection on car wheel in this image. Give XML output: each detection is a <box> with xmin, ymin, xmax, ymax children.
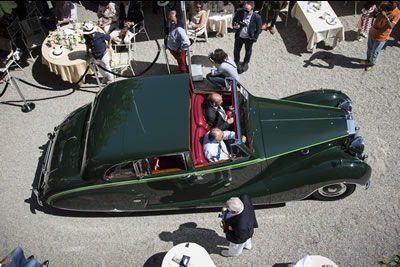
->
<box><xmin>312</xmin><ymin>183</ymin><xmax>356</xmax><ymax>201</ymax></box>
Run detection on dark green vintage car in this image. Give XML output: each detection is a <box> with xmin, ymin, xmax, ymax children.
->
<box><xmin>34</xmin><ymin>74</ymin><xmax>371</xmax><ymax>212</ymax></box>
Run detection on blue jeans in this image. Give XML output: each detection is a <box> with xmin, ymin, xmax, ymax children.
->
<box><xmin>367</xmin><ymin>35</ymin><xmax>386</xmax><ymax>65</ymax></box>
<box><xmin>234</xmin><ymin>37</ymin><xmax>254</xmax><ymax>65</ymax></box>
<box><xmin>206</xmin><ymin>73</ymin><xmax>226</xmax><ymax>88</ymax></box>
<box><xmin>4</xmin><ymin>247</ymin><xmax>42</xmax><ymax>267</ymax></box>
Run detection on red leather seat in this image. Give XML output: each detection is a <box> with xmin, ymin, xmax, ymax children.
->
<box><xmin>191</xmin><ymin>94</ymin><xmax>210</xmax><ymax>165</ymax></box>
<box><xmin>192</xmin><ymin>126</ymin><xmax>208</xmax><ymax>165</ymax></box>
<box><xmin>193</xmin><ymin>94</ymin><xmax>210</xmax><ymax>131</ymax></box>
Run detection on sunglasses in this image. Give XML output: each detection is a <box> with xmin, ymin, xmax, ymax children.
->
<box><xmin>244</xmin><ymin>9</ymin><xmax>251</xmax><ymax>13</ymax></box>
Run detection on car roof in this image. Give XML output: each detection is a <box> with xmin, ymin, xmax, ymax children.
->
<box><xmin>86</xmin><ymin>74</ymin><xmax>190</xmax><ymax>165</ymax></box>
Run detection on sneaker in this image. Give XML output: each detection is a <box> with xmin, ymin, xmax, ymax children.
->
<box><xmin>241</xmin><ymin>63</ymin><xmax>249</xmax><ymax>72</ymax></box>
<box><xmin>365</xmin><ymin>65</ymin><xmax>374</xmax><ymax>71</ymax></box>
<box><xmin>42</xmin><ymin>260</ymin><xmax>49</xmax><ymax>267</ymax></box>
<box><xmin>237</xmin><ymin>65</ymin><xmax>244</xmax><ymax>74</ymax></box>
<box><xmin>269</xmin><ymin>26</ymin><xmax>276</xmax><ymax>34</ymax></box>
<box><xmin>261</xmin><ymin>23</ymin><xmax>268</xmax><ymax>30</ymax></box>
<box><xmin>221</xmin><ymin>250</ymin><xmax>235</xmax><ymax>257</ymax></box>
<box><xmin>244</xmin><ymin>244</ymin><xmax>252</xmax><ymax>250</ymax></box>
<box><xmin>27</xmin><ymin>255</ymin><xmax>34</xmax><ymax>260</ymax></box>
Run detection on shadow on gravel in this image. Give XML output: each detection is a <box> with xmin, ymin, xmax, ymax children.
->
<box><xmin>303</xmin><ymin>51</ymin><xmax>365</xmax><ymax>69</ymax></box>
<box><xmin>159</xmin><ymin>222</ymin><xmax>228</xmax><ymax>255</ymax></box>
<box><xmin>344</xmin><ymin>30</ymin><xmax>359</xmax><ymax>42</ymax></box>
<box><xmin>275</xmin><ymin>21</ymin><xmax>308</xmax><ymax>56</ymax></box>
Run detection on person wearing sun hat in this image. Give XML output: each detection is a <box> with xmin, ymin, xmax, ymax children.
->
<box><xmin>83</xmin><ymin>23</ymin><xmax>114</xmax><ymax>84</ymax></box>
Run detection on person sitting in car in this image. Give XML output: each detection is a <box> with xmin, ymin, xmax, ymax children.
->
<box><xmin>203</xmin><ymin>93</ymin><xmax>234</xmax><ymax>131</ymax></box>
<box><xmin>203</xmin><ymin>128</ymin><xmax>246</xmax><ymax>162</ymax></box>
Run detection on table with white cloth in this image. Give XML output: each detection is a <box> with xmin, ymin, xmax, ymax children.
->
<box><xmin>161</xmin><ymin>242</ymin><xmax>216</xmax><ymax>267</ymax></box>
<box><xmin>206</xmin><ymin>2</ymin><xmax>235</xmax><ymax>37</ymax></box>
<box><xmin>291</xmin><ymin>1</ymin><xmax>345</xmax><ymax>53</ymax></box>
<box><xmin>41</xmin><ymin>23</ymin><xmax>104</xmax><ymax>84</ymax></box>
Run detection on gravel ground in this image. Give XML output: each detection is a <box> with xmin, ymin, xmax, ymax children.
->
<box><xmin>1</xmin><ymin>2</ymin><xmax>399</xmax><ymax>266</ymax></box>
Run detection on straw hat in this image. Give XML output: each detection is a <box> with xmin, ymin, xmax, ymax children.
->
<box><xmin>83</xmin><ymin>23</ymin><xmax>96</xmax><ymax>35</ymax></box>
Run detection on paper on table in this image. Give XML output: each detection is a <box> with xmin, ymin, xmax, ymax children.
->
<box><xmin>63</xmin><ymin>29</ymin><xmax>75</xmax><ymax>35</ymax></box>
<box><xmin>298</xmin><ymin>1</ymin><xmax>311</xmax><ymax>9</ymax></box>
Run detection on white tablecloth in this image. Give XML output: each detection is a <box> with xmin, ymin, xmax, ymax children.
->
<box><xmin>161</xmin><ymin>242</ymin><xmax>216</xmax><ymax>267</ymax></box>
<box><xmin>41</xmin><ymin>23</ymin><xmax>105</xmax><ymax>84</ymax></box>
<box><xmin>291</xmin><ymin>1</ymin><xmax>345</xmax><ymax>51</ymax></box>
<box><xmin>206</xmin><ymin>2</ymin><xmax>235</xmax><ymax>36</ymax></box>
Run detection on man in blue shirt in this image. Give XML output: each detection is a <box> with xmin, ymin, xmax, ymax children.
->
<box><xmin>83</xmin><ymin>23</ymin><xmax>114</xmax><ymax>83</ymax></box>
<box><xmin>232</xmin><ymin>1</ymin><xmax>262</xmax><ymax>73</ymax></box>
<box><xmin>167</xmin><ymin>10</ymin><xmax>190</xmax><ymax>73</ymax></box>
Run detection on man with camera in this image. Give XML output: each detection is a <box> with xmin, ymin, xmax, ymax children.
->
<box><xmin>206</xmin><ymin>49</ymin><xmax>239</xmax><ymax>90</ymax></box>
<box><xmin>232</xmin><ymin>1</ymin><xmax>262</xmax><ymax>73</ymax></box>
<box><xmin>361</xmin><ymin>1</ymin><xmax>400</xmax><ymax>71</ymax></box>
<box><xmin>219</xmin><ymin>195</ymin><xmax>258</xmax><ymax>257</ymax></box>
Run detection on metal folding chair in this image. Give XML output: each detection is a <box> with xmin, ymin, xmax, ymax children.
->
<box><xmin>0</xmin><ymin>39</ymin><xmax>24</xmax><ymax>74</ymax></box>
<box><xmin>18</xmin><ymin>16</ymin><xmax>47</xmax><ymax>60</ymax></box>
<box><xmin>131</xmin><ymin>10</ymin><xmax>150</xmax><ymax>52</ymax></box>
<box><xmin>110</xmin><ymin>39</ymin><xmax>135</xmax><ymax>76</ymax></box>
<box><xmin>26</xmin><ymin>1</ymin><xmax>42</xmax><ymax>18</ymax></box>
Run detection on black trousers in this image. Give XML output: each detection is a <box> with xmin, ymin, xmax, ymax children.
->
<box><xmin>233</xmin><ymin>37</ymin><xmax>254</xmax><ymax>65</ymax></box>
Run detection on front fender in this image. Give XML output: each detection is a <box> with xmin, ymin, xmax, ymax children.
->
<box><xmin>263</xmin><ymin>145</ymin><xmax>371</xmax><ymax>203</ymax></box>
<box><xmin>282</xmin><ymin>89</ymin><xmax>350</xmax><ymax>107</ymax></box>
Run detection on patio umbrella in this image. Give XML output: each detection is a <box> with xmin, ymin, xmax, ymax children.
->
<box><xmin>0</xmin><ymin>1</ymin><xmax>17</xmax><ymax>18</ymax></box>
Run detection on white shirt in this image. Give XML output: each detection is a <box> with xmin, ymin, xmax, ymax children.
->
<box><xmin>213</xmin><ymin>105</ymin><xmax>227</xmax><ymax>121</ymax></box>
<box><xmin>239</xmin><ymin>14</ymin><xmax>252</xmax><ymax>39</ymax></box>
<box><xmin>124</xmin><ymin>3</ymin><xmax>130</xmax><ymax>17</ymax></box>
<box><xmin>203</xmin><ymin>131</ymin><xmax>236</xmax><ymax>162</ymax></box>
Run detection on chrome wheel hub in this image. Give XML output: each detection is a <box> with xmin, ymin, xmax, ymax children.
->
<box><xmin>318</xmin><ymin>183</ymin><xmax>347</xmax><ymax>197</ymax></box>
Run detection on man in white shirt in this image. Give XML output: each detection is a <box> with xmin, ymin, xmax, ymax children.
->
<box><xmin>203</xmin><ymin>128</ymin><xmax>246</xmax><ymax>162</ymax></box>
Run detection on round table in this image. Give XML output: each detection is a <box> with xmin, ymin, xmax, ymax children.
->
<box><xmin>161</xmin><ymin>242</ymin><xmax>216</xmax><ymax>267</ymax></box>
<box><xmin>41</xmin><ymin>23</ymin><xmax>100</xmax><ymax>84</ymax></box>
<box><xmin>293</xmin><ymin>255</ymin><xmax>338</xmax><ymax>267</ymax></box>
<box><xmin>206</xmin><ymin>3</ymin><xmax>235</xmax><ymax>37</ymax></box>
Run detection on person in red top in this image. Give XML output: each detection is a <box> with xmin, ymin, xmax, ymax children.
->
<box><xmin>361</xmin><ymin>1</ymin><xmax>400</xmax><ymax>71</ymax></box>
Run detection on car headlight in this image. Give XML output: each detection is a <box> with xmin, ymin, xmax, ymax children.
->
<box><xmin>340</xmin><ymin>99</ymin><xmax>352</xmax><ymax>113</ymax></box>
<box><xmin>348</xmin><ymin>136</ymin><xmax>365</xmax><ymax>155</ymax></box>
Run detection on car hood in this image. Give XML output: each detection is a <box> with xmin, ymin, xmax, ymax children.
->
<box><xmin>254</xmin><ymin>98</ymin><xmax>351</xmax><ymax>159</ymax></box>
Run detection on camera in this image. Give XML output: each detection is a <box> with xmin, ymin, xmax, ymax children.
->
<box><xmin>373</xmin><ymin>8</ymin><xmax>383</xmax><ymax>18</ymax></box>
<box><xmin>218</xmin><ymin>210</ymin><xmax>228</xmax><ymax>220</ymax></box>
<box><xmin>208</xmin><ymin>55</ymin><xmax>215</xmax><ymax>63</ymax></box>
<box><xmin>238</xmin><ymin>20</ymin><xmax>246</xmax><ymax>27</ymax></box>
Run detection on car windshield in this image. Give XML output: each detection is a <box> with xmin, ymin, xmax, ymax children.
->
<box><xmin>228</xmin><ymin>79</ymin><xmax>253</xmax><ymax>152</ymax></box>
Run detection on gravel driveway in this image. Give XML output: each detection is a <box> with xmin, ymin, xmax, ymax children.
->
<box><xmin>1</xmin><ymin>2</ymin><xmax>399</xmax><ymax>266</ymax></box>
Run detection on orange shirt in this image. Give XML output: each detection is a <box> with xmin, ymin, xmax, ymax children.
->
<box><xmin>370</xmin><ymin>7</ymin><xmax>400</xmax><ymax>41</ymax></box>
